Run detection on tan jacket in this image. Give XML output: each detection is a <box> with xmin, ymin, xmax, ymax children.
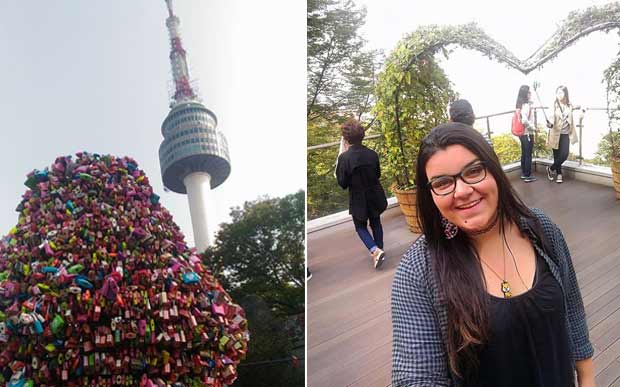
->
<box><xmin>547</xmin><ymin>103</ymin><xmax>578</xmax><ymax>149</ymax></box>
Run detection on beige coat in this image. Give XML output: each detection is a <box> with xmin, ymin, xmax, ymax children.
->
<box><xmin>547</xmin><ymin>103</ymin><xmax>578</xmax><ymax>149</ymax></box>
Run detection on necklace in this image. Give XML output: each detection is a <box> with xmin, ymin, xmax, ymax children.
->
<box><xmin>479</xmin><ymin>232</ymin><xmax>530</xmax><ymax>298</ymax></box>
<box><xmin>480</xmin><ymin>248</ymin><xmax>511</xmax><ymax>298</ymax></box>
<box><xmin>505</xmin><ymin>238</ymin><xmax>529</xmax><ymax>290</ymax></box>
<box><xmin>468</xmin><ymin>211</ymin><xmax>500</xmax><ymax>236</ymax></box>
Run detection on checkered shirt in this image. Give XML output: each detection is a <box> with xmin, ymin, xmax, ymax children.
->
<box><xmin>391</xmin><ymin>208</ymin><xmax>593</xmax><ymax>386</ymax></box>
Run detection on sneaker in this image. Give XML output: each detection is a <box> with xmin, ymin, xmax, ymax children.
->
<box><xmin>546</xmin><ymin>166</ymin><xmax>556</xmax><ymax>181</ymax></box>
<box><xmin>556</xmin><ymin>174</ymin><xmax>563</xmax><ymax>183</ymax></box>
<box><xmin>372</xmin><ymin>248</ymin><xmax>386</xmax><ymax>269</ymax></box>
<box><xmin>520</xmin><ymin>175</ymin><xmax>528</xmax><ymax>180</ymax></box>
<box><xmin>524</xmin><ymin>176</ymin><xmax>537</xmax><ymax>183</ymax></box>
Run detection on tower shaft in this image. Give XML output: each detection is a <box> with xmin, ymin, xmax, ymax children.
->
<box><xmin>183</xmin><ymin>172</ymin><xmax>214</xmax><ymax>252</ymax></box>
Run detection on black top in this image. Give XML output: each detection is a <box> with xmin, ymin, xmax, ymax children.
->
<box><xmin>466</xmin><ymin>253</ymin><xmax>574</xmax><ymax>387</ymax></box>
<box><xmin>336</xmin><ymin>144</ymin><xmax>387</xmax><ymax>222</ymax></box>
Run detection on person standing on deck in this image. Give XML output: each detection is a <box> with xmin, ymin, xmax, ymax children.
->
<box><xmin>515</xmin><ymin>85</ymin><xmax>537</xmax><ymax>182</ymax></box>
<box><xmin>336</xmin><ymin>118</ymin><xmax>388</xmax><ymax>269</ymax></box>
<box><xmin>449</xmin><ymin>99</ymin><xmax>493</xmax><ymax>147</ymax></box>
<box><xmin>545</xmin><ymin>85</ymin><xmax>579</xmax><ymax>184</ymax></box>
<box><xmin>449</xmin><ymin>99</ymin><xmax>476</xmax><ymax>126</ymax></box>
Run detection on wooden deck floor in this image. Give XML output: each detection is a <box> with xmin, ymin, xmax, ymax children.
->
<box><xmin>307</xmin><ymin>173</ymin><xmax>620</xmax><ymax>386</ymax></box>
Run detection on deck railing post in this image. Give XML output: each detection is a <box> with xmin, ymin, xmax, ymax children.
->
<box><xmin>486</xmin><ymin>116</ymin><xmax>491</xmax><ymax>144</ymax></box>
<box><xmin>577</xmin><ymin>111</ymin><xmax>584</xmax><ymax>166</ymax></box>
<box><xmin>534</xmin><ymin>109</ymin><xmax>538</xmax><ymax>160</ymax></box>
<box><xmin>579</xmin><ymin>123</ymin><xmax>583</xmax><ymax>165</ymax></box>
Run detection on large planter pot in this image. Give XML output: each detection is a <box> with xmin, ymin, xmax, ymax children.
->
<box><xmin>392</xmin><ymin>184</ymin><xmax>422</xmax><ymax>233</ymax></box>
<box><xmin>612</xmin><ymin>159</ymin><xmax>620</xmax><ymax>200</ymax></box>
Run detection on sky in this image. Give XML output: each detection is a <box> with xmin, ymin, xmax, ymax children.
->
<box><xmin>0</xmin><ymin>1</ymin><xmax>305</xmax><ymax>246</ymax></box>
<box><xmin>356</xmin><ymin>0</ymin><xmax>619</xmax><ymax>160</ymax></box>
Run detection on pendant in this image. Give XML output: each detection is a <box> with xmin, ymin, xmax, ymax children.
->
<box><xmin>501</xmin><ymin>280</ymin><xmax>512</xmax><ymax>298</ymax></box>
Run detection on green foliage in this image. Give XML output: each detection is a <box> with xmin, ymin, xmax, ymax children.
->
<box><xmin>533</xmin><ymin>127</ymin><xmax>552</xmax><ymax>159</ymax></box>
<box><xmin>308</xmin><ymin>2</ymin><xmax>620</xmax><ymax>217</ymax></box>
<box><xmin>206</xmin><ymin>191</ymin><xmax>305</xmax><ymax>317</ymax></box>
<box><xmin>307</xmin><ymin>145</ymin><xmax>348</xmax><ymax>220</ymax></box>
<box><xmin>233</xmin><ymin>296</ymin><xmax>304</xmax><ymax>387</ymax></box>
<box><xmin>370</xmin><ymin>17</ymin><xmax>608</xmax><ymax>189</ymax></box>
<box><xmin>603</xmin><ymin>37</ymin><xmax>620</xmax><ymax>162</ymax></box>
<box><xmin>307</xmin><ymin>136</ymin><xmax>393</xmax><ymax>220</ymax></box>
<box><xmin>307</xmin><ymin>0</ymin><xmax>383</xmax><ymax>218</ymax></box>
<box><xmin>594</xmin><ymin>131</ymin><xmax>620</xmax><ymax>164</ymax></box>
<box><xmin>531</xmin><ymin>3</ymin><xmax>620</xmax><ymax>73</ymax></box>
<box><xmin>374</xmin><ymin>28</ymin><xmax>464</xmax><ymax>189</ymax></box>
<box><xmin>605</xmin><ymin>56</ymin><xmax>620</xmax><ymax>128</ymax></box>
<box><xmin>207</xmin><ymin>192</ymin><xmax>305</xmax><ymax>385</ymax></box>
<box><xmin>206</xmin><ymin>194</ymin><xmax>305</xmax><ymax>385</ymax></box>
<box><xmin>491</xmin><ymin>129</ymin><xmax>552</xmax><ymax>165</ymax></box>
<box><xmin>491</xmin><ymin>134</ymin><xmax>521</xmax><ymax>165</ymax></box>
<box><xmin>345</xmin><ymin>50</ymin><xmax>384</xmax><ymax>120</ymax></box>
<box><xmin>307</xmin><ymin>0</ymin><xmax>380</xmax><ymax>122</ymax></box>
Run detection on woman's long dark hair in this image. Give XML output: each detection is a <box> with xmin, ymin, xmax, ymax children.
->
<box><xmin>415</xmin><ymin>123</ymin><xmax>549</xmax><ymax>379</ymax></box>
<box><xmin>516</xmin><ymin>85</ymin><xmax>530</xmax><ymax>109</ymax></box>
<box><xmin>555</xmin><ymin>85</ymin><xmax>570</xmax><ymax>107</ymax></box>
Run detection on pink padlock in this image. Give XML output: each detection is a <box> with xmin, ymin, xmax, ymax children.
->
<box><xmin>138</xmin><ymin>320</ymin><xmax>147</xmax><ymax>336</ymax></box>
<box><xmin>31</xmin><ymin>285</ymin><xmax>41</xmax><ymax>296</ymax></box>
<box><xmin>212</xmin><ymin>303</ymin><xmax>225</xmax><ymax>316</ymax></box>
<box><xmin>43</xmin><ymin>241</ymin><xmax>55</xmax><ymax>256</ymax></box>
<box><xmin>100</xmin><ymin>275</ymin><xmax>119</xmax><ymax>300</ymax></box>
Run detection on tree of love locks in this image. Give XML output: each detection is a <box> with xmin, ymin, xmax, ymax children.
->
<box><xmin>0</xmin><ymin>152</ymin><xmax>249</xmax><ymax>387</ymax></box>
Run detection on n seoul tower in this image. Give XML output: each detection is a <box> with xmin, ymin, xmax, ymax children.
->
<box><xmin>158</xmin><ymin>0</ymin><xmax>231</xmax><ymax>252</ymax></box>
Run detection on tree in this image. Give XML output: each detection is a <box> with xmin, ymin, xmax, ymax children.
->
<box><xmin>307</xmin><ymin>115</ymin><xmax>354</xmax><ymax>220</ymax></box>
<box><xmin>307</xmin><ymin>0</ymin><xmax>365</xmax><ymax>121</ymax></box>
<box><xmin>343</xmin><ymin>49</ymin><xmax>383</xmax><ymax>121</ymax></box>
<box><xmin>603</xmin><ymin>40</ymin><xmax>620</xmax><ymax>162</ymax></box>
<box><xmin>205</xmin><ymin>191</ymin><xmax>304</xmax><ymax>317</ymax></box>
<box><xmin>233</xmin><ymin>296</ymin><xmax>304</xmax><ymax>387</ymax></box>
<box><xmin>307</xmin><ymin>0</ymin><xmax>382</xmax><ymax>219</ymax></box>
<box><xmin>594</xmin><ymin>130</ymin><xmax>620</xmax><ymax>164</ymax></box>
<box><xmin>374</xmin><ymin>46</ymin><xmax>456</xmax><ymax>189</ymax></box>
<box><xmin>206</xmin><ymin>193</ymin><xmax>305</xmax><ymax>386</ymax></box>
<box><xmin>307</xmin><ymin>0</ymin><xmax>382</xmax><ymax>125</ymax></box>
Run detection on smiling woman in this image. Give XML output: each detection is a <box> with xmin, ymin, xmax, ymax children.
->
<box><xmin>391</xmin><ymin>123</ymin><xmax>594</xmax><ymax>386</ymax></box>
<box><xmin>426</xmin><ymin>155</ymin><xmax>498</xmax><ymax>235</ymax></box>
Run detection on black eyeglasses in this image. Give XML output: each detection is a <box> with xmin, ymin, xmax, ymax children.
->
<box><xmin>427</xmin><ymin>161</ymin><xmax>487</xmax><ymax>196</ymax></box>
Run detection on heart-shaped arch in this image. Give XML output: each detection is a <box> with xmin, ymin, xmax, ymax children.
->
<box><xmin>391</xmin><ymin>3</ymin><xmax>620</xmax><ymax>77</ymax></box>
<box><xmin>375</xmin><ymin>2</ymin><xmax>620</xmax><ymax>188</ymax></box>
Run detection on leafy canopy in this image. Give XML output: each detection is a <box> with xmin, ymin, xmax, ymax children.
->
<box><xmin>603</xmin><ymin>32</ymin><xmax>620</xmax><ymax>162</ymax></box>
<box><xmin>307</xmin><ymin>0</ymin><xmax>382</xmax><ymax>218</ymax></box>
<box><xmin>205</xmin><ymin>191</ymin><xmax>305</xmax><ymax>317</ymax></box>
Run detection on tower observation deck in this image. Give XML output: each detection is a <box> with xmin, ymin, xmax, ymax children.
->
<box><xmin>158</xmin><ymin>0</ymin><xmax>231</xmax><ymax>251</ymax></box>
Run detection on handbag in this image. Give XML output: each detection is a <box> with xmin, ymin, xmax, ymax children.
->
<box><xmin>511</xmin><ymin>108</ymin><xmax>525</xmax><ymax>136</ymax></box>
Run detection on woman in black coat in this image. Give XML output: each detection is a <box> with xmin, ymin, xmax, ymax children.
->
<box><xmin>336</xmin><ymin>119</ymin><xmax>388</xmax><ymax>269</ymax></box>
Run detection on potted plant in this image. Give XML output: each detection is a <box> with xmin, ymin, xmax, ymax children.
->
<box><xmin>609</xmin><ymin>133</ymin><xmax>620</xmax><ymax>200</ymax></box>
<box><xmin>595</xmin><ymin>130</ymin><xmax>620</xmax><ymax>199</ymax></box>
<box><xmin>374</xmin><ymin>32</ymin><xmax>455</xmax><ymax>233</ymax></box>
<box><xmin>603</xmin><ymin>57</ymin><xmax>620</xmax><ymax>199</ymax></box>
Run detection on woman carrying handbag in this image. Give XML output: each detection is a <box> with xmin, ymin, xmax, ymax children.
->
<box><xmin>514</xmin><ymin>85</ymin><xmax>537</xmax><ymax>182</ymax></box>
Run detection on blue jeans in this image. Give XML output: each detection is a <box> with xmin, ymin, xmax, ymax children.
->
<box><xmin>519</xmin><ymin>134</ymin><xmax>534</xmax><ymax>177</ymax></box>
<box><xmin>353</xmin><ymin>217</ymin><xmax>383</xmax><ymax>251</ymax></box>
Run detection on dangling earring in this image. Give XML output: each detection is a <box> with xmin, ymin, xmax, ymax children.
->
<box><xmin>441</xmin><ymin>217</ymin><xmax>458</xmax><ymax>239</ymax></box>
